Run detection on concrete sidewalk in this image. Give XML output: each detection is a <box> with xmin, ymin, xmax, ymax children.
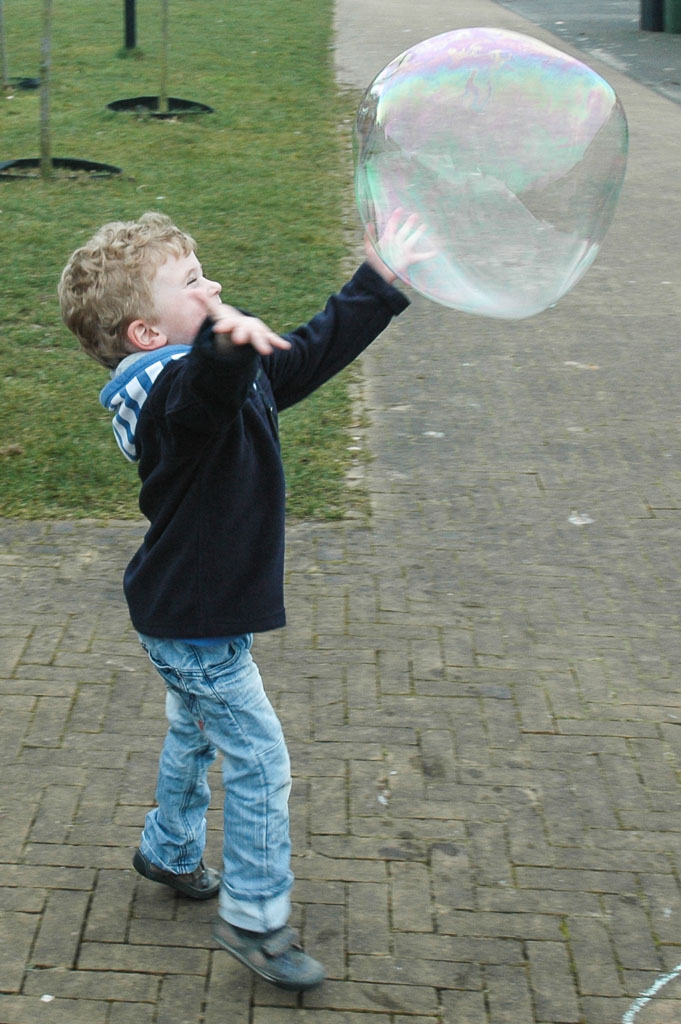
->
<box><xmin>2</xmin><ymin>1</ymin><xmax>681</xmax><ymax>1022</ymax></box>
<box><xmin>494</xmin><ymin>0</ymin><xmax>681</xmax><ymax>106</ymax></box>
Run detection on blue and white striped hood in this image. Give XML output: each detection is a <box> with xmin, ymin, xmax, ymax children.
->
<box><xmin>99</xmin><ymin>345</ymin><xmax>191</xmax><ymax>462</ymax></box>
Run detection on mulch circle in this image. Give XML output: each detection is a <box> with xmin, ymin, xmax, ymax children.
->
<box><xmin>0</xmin><ymin>157</ymin><xmax>122</xmax><ymax>179</ymax></box>
<box><xmin>106</xmin><ymin>95</ymin><xmax>214</xmax><ymax>118</ymax></box>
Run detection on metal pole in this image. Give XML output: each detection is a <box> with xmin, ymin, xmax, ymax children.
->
<box><xmin>159</xmin><ymin>0</ymin><xmax>168</xmax><ymax>114</ymax></box>
<box><xmin>125</xmin><ymin>0</ymin><xmax>136</xmax><ymax>49</ymax></box>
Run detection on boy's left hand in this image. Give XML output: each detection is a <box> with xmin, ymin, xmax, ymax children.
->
<box><xmin>364</xmin><ymin>209</ymin><xmax>437</xmax><ymax>284</ymax></box>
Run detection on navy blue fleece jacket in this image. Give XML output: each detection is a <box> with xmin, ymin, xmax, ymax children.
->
<box><xmin>100</xmin><ymin>261</ymin><xmax>409</xmax><ymax>638</ymax></box>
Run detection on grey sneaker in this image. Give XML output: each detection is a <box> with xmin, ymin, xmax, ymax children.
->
<box><xmin>132</xmin><ymin>848</ymin><xmax>220</xmax><ymax>900</ymax></box>
<box><xmin>213</xmin><ymin>917</ymin><xmax>325</xmax><ymax>991</ymax></box>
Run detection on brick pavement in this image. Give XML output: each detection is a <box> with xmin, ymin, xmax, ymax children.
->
<box><xmin>2</xmin><ymin>1</ymin><xmax>681</xmax><ymax>1022</ymax></box>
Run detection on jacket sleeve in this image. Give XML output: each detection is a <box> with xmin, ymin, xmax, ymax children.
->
<box><xmin>261</xmin><ymin>262</ymin><xmax>409</xmax><ymax>412</ymax></box>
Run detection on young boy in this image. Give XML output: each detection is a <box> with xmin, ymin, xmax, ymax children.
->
<box><xmin>58</xmin><ymin>209</ymin><xmax>424</xmax><ymax>991</ymax></box>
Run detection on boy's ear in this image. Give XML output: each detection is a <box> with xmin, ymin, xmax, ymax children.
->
<box><xmin>126</xmin><ymin>319</ymin><xmax>168</xmax><ymax>352</ymax></box>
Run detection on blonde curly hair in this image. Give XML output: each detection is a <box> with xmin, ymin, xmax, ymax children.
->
<box><xmin>58</xmin><ymin>211</ymin><xmax>196</xmax><ymax>369</ymax></box>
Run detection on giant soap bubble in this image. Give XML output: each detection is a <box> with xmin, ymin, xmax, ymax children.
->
<box><xmin>355</xmin><ymin>28</ymin><xmax>628</xmax><ymax>318</ymax></box>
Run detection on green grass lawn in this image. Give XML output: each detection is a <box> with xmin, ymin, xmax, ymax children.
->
<box><xmin>0</xmin><ymin>0</ymin><xmax>365</xmax><ymax>519</ymax></box>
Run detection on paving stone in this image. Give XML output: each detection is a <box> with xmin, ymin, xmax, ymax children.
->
<box><xmin>390</xmin><ymin>860</ymin><xmax>433</xmax><ymax>932</ymax></box>
<box><xmin>31</xmin><ymin>890</ymin><xmax>90</xmax><ymax>968</ymax></box>
<box><xmin>108</xmin><ymin>1002</ymin><xmax>156</xmax><ymax>1024</ymax></box>
<box><xmin>349</xmin><ymin>953</ymin><xmax>481</xmax><ymax>990</ymax></box>
<box><xmin>440</xmin><ymin>989</ymin><xmax>490</xmax><ymax>1023</ymax></box>
<box><xmin>312</xmin><ymin>834</ymin><xmax>424</xmax><ymax>862</ymax></box>
<box><xmin>638</xmin><ymin>872</ymin><xmax>681</xmax><ymax>944</ymax></box>
<box><xmin>603</xmin><ymin>893</ymin><xmax>663</xmax><ymax>972</ymax></box>
<box><xmin>477</xmin><ymin>887</ymin><xmax>603</xmax><ymax>917</ymax></box>
<box><xmin>77</xmin><ymin>942</ymin><xmax>210</xmax><ymax>975</ymax></box>
<box><xmin>348</xmin><ymin>882</ymin><xmax>390</xmax><ymax>955</ymax></box>
<box><xmin>29</xmin><ymin>785</ymin><xmax>82</xmax><ymax>845</ymax></box>
<box><xmin>293</xmin><ymin>852</ymin><xmax>386</xmax><ymax>884</ymax></box>
<box><xmin>127</xmin><ymin>917</ymin><xmax>215</xmax><ymax>949</ymax></box>
<box><xmin>302</xmin><ymin>978</ymin><xmax>439</xmax><ymax>1015</ymax></box>
<box><xmin>515</xmin><ymin>866</ymin><xmax>638</xmax><ymax>894</ymax></box>
<box><xmin>292</xmin><ymin>879</ymin><xmax>346</xmax><ymax>906</ymax></box>
<box><xmin>394</xmin><ymin>933</ymin><xmax>524</xmax><ymax>966</ymax></box>
<box><xmin>308</xmin><ymin>774</ymin><xmax>349</xmax><ymax>835</ymax></box>
<box><xmin>568</xmin><ymin>917</ymin><xmax>624</xmax><ymax>997</ymax></box>
<box><xmin>22</xmin><ymin>967</ymin><xmax>159</xmax><ymax>1001</ymax></box>
<box><xmin>253</xmin><ymin>1012</ymin><xmax>388</xmax><ymax>1024</ymax></box>
<box><xmin>442</xmin><ymin>910</ymin><xmax>563</xmax><ymax>942</ymax></box>
<box><xmin>2</xmin><ymin>864</ymin><xmax>96</xmax><ymax>890</ymax></box>
<box><xmin>23</xmin><ymin>843</ymin><xmax>130</xmax><ymax>869</ymax></box>
<box><xmin>202</xmin><ymin>952</ymin><xmax>252</xmax><ymax>1023</ymax></box>
<box><xmin>305</xmin><ymin>902</ymin><xmax>347</xmax><ymax>980</ymax></box>
<box><xmin>156</xmin><ymin>974</ymin><xmax>207</xmax><ymax>1024</ymax></box>
<box><xmin>393</xmin><ymin>1018</ymin><xmax>442</xmax><ymax>1024</ymax></box>
<box><xmin>485</xmin><ymin>964</ymin><xmax>535</xmax><ymax>1024</ymax></box>
<box><xmin>0</xmin><ymin>912</ymin><xmax>39</xmax><ymax>993</ymax></box>
<box><xmin>526</xmin><ymin>940</ymin><xmax>581</xmax><ymax>1021</ymax></box>
<box><xmin>431</xmin><ymin>842</ymin><xmax>476</xmax><ymax>919</ymax></box>
<box><xmin>67</xmin><ymin>683</ymin><xmax>110</xmax><ymax>733</ymax></box>
<box><xmin>579</xmin><ymin>996</ymin><xmax>635</xmax><ymax>1023</ymax></box>
<box><xmin>0</xmin><ymin>994</ymin><xmax>110</xmax><ymax>1024</ymax></box>
<box><xmin>0</xmin><ymin>888</ymin><xmax>46</xmax><ymax>913</ymax></box>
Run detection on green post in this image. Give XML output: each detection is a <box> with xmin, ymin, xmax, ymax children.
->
<box><xmin>663</xmin><ymin>0</ymin><xmax>681</xmax><ymax>30</ymax></box>
<box><xmin>125</xmin><ymin>0</ymin><xmax>136</xmax><ymax>49</ymax></box>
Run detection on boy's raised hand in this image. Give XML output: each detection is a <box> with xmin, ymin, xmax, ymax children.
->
<box><xmin>364</xmin><ymin>209</ymin><xmax>437</xmax><ymax>284</ymax></box>
<box><xmin>198</xmin><ymin>292</ymin><xmax>291</xmax><ymax>355</ymax></box>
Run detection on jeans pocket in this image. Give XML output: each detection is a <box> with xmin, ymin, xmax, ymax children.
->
<box><xmin>190</xmin><ymin>638</ymin><xmax>245</xmax><ymax>675</ymax></box>
<box><xmin>143</xmin><ymin>647</ymin><xmax>181</xmax><ymax>684</ymax></box>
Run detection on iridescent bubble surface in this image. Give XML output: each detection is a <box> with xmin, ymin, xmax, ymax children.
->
<box><xmin>355</xmin><ymin>28</ymin><xmax>628</xmax><ymax>318</ymax></box>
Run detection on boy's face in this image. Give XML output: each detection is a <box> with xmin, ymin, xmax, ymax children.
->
<box><xmin>148</xmin><ymin>251</ymin><xmax>222</xmax><ymax>345</ymax></box>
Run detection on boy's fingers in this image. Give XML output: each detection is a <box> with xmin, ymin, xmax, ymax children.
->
<box><xmin>384</xmin><ymin>207</ymin><xmax>405</xmax><ymax>234</ymax></box>
<box><xmin>227</xmin><ymin>321</ymin><xmax>291</xmax><ymax>352</ymax></box>
<box><xmin>194</xmin><ymin>290</ymin><xmax>290</xmax><ymax>352</ymax></box>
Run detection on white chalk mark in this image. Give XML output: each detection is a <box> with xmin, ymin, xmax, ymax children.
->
<box><xmin>622</xmin><ymin>962</ymin><xmax>681</xmax><ymax>1022</ymax></box>
<box><xmin>568</xmin><ymin>510</ymin><xmax>594</xmax><ymax>526</ymax></box>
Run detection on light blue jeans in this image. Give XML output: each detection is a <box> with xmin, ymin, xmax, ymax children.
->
<box><xmin>137</xmin><ymin>633</ymin><xmax>293</xmax><ymax>933</ymax></box>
